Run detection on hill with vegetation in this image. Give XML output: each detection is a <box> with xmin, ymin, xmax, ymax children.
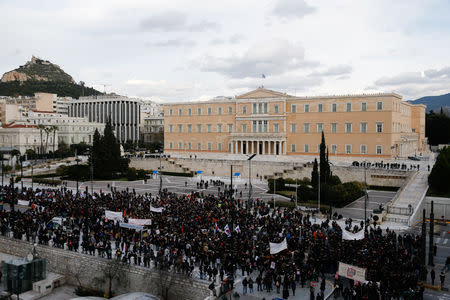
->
<box><xmin>0</xmin><ymin>56</ymin><xmax>102</xmax><ymax>98</ymax></box>
<box><xmin>408</xmin><ymin>93</ymin><xmax>450</xmax><ymax>113</ymax></box>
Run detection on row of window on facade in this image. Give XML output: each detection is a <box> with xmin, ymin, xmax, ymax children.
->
<box><xmin>167</xmin><ymin>122</ymin><xmax>385</xmax><ymax>134</ymax></box>
<box><xmin>168</xmin><ymin>101</ymin><xmax>384</xmax><ymax>116</ymax></box>
<box><xmin>290</xmin><ymin>144</ymin><xmax>383</xmax><ymax>155</ymax></box>
<box><xmin>167</xmin><ymin>141</ymin><xmax>383</xmax><ymax>155</ymax></box>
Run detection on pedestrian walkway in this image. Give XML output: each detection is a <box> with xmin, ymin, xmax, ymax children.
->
<box><xmin>230</xmin><ymin>275</ymin><xmax>334</xmax><ymax>300</ymax></box>
<box><xmin>386</xmin><ymin>170</ymin><xmax>429</xmax><ymax>224</ymax></box>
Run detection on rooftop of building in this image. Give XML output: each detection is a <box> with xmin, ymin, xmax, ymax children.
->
<box><xmin>77</xmin><ymin>93</ymin><xmax>143</xmax><ymax>102</ymax></box>
<box><xmin>1</xmin><ymin>121</ymin><xmax>37</xmax><ymax>129</ymax></box>
<box><xmin>163</xmin><ymin>87</ymin><xmax>406</xmax><ymax>106</ymax></box>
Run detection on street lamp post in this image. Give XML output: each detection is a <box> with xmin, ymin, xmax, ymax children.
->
<box><xmin>20</xmin><ymin>156</ymin><xmax>23</xmax><ymax>192</ymax></box>
<box><xmin>364</xmin><ymin>160</ymin><xmax>368</xmax><ymax>227</ymax></box>
<box><xmin>273</xmin><ymin>177</ymin><xmax>276</xmax><ymax>209</ymax></box>
<box><xmin>90</xmin><ymin>149</ymin><xmax>94</xmax><ymax>194</ymax></box>
<box><xmin>1</xmin><ymin>154</ymin><xmax>3</xmax><ymax>187</ymax></box>
<box><xmin>74</xmin><ymin>149</ymin><xmax>79</xmax><ymax>191</ymax></box>
<box><xmin>247</xmin><ymin>154</ymin><xmax>256</xmax><ymax>209</ymax></box>
<box><xmin>156</xmin><ymin>150</ymin><xmax>162</xmax><ymax>195</ymax></box>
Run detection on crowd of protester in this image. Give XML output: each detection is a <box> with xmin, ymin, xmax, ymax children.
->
<box><xmin>0</xmin><ymin>184</ymin><xmax>428</xmax><ymax>299</ymax></box>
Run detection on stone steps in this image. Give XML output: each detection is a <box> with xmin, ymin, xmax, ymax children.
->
<box><xmin>385</xmin><ymin>213</ymin><xmax>410</xmax><ymax>224</ymax></box>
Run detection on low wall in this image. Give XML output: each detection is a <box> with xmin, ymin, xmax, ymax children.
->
<box><xmin>425</xmin><ymin>196</ymin><xmax>450</xmax><ymax>220</ymax></box>
<box><xmin>130</xmin><ymin>158</ymin><xmax>411</xmax><ymax>187</ymax></box>
<box><xmin>0</xmin><ymin>236</ymin><xmax>210</xmax><ymax>300</ymax></box>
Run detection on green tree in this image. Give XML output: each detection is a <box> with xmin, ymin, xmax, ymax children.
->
<box><xmin>426</xmin><ymin>110</ymin><xmax>450</xmax><ymax>145</ymax></box>
<box><xmin>51</xmin><ymin>125</ymin><xmax>58</xmax><ymax>153</ymax></box>
<box><xmin>428</xmin><ymin>146</ymin><xmax>450</xmax><ymax>195</ymax></box>
<box><xmin>91</xmin><ymin>119</ymin><xmax>129</xmax><ymax>179</ymax></box>
<box><xmin>37</xmin><ymin>124</ymin><xmax>46</xmax><ymax>154</ymax></box>
<box><xmin>311</xmin><ymin>158</ymin><xmax>319</xmax><ymax>192</ymax></box>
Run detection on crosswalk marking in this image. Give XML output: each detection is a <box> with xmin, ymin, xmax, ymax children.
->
<box><xmin>436</xmin><ymin>237</ymin><xmax>441</xmax><ymax>243</ymax></box>
<box><xmin>444</xmin><ymin>238</ymin><xmax>448</xmax><ymax>245</ymax></box>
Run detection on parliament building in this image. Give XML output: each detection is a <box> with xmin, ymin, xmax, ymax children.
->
<box><xmin>163</xmin><ymin>88</ymin><xmax>427</xmax><ymax>158</ymax></box>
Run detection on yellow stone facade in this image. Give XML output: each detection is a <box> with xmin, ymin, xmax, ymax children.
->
<box><xmin>163</xmin><ymin>88</ymin><xmax>427</xmax><ymax>158</ymax></box>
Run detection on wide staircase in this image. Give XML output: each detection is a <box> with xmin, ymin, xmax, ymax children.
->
<box><xmin>385</xmin><ymin>171</ymin><xmax>429</xmax><ymax>225</ymax></box>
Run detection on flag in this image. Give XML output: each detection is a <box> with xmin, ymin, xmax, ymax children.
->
<box><xmin>224</xmin><ymin>224</ymin><xmax>231</xmax><ymax>237</ymax></box>
<box><xmin>235</xmin><ymin>225</ymin><xmax>241</xmax><ymax>234</ymax></box>
<box><xmin>262</xmin><ymin>74</ymin><xmax>266</xmax><ymax>79</ymax></box>
<box><xmin>215</xmin><ymin>223</ymin><xmax>220</xmax><ymax>233</ymax></box>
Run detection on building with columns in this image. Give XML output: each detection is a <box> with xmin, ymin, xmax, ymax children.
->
<box><xmin>68</xmin><ymin>94</ymin><xmax>141</xmax><ymax>143</ymax></box>
<box><xmin>163</xmin><ymin>88</ymin><xmax>427</xmax><ymax>158</ymax></box>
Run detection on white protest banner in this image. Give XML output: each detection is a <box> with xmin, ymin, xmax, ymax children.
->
<box><xmin>51</xmin><ymin>217</ymin><xmax>63</xmax><ymax>225</ymax></box>
<box><xmin>129</xmin><ymin>219</ymin><xmax>152</xmax><ymax>226</ymax></box>
<box><xmin>120</xmin><ymin>222</ymin><xmax>144</xmax><ymax>231</ymax></box>
<box><xmin>18</xmin><ymin>200</ymin><xmax>29</xmax><ymax>206</ymax></box>
<box><xmin>150</xmin><ymin>206</ymin><xmax>163</xmax><ymax>213</ymax></box>
<box><xmin>105</xmin><ymin>210</ymin><xmax>123</xmax><ymax>222</ymax></box>
<box><xmin>342</xmin><ymin>229</ymin><xmax>365</xmax><ymax>240</ymax></box>
<box><xmin>338</xmin><ymin>262</ymin><xmax>366</xmax><ymax>282</ymax></box>
<box><xmin>269</xmin><ymin>238</ymin><xmax>288</xmax><ymax>255</ymax></box>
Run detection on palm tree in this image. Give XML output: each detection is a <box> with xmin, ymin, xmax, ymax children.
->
<box><xmin>44</xmin><ymin>127</ymin><xmax>51</xmax><ymax>154</ymax></box>
<box><xmin>37</xmin><ymin>124</ymin><xmax>46</xmax><ymax>154</ymax></box>
<box><xmin>51</xmin><ymin>125</ymin><xmax>58</xmax><ymax>153</ymax></box>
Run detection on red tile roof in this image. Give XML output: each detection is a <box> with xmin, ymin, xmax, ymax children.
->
<box><xmin>2</xmin><ymin>122</ymin><xmax>37</xmax><ymax>129</ymax></box>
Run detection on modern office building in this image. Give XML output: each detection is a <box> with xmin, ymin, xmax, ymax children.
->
<box><xmin>163</xmin><ymin>87</ymin><xmax>427</xmax><ymax>158</ymax></box>
<box><xmin>68</xmin><ymin>94</ymin><xmax>141</xmax><ymax>143</ymax></box>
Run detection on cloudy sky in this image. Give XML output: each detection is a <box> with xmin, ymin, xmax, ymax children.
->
<box><xmin>1</xmin><ymin>0</ymin><xmax>450</xmax><ymax>102</ymax></box>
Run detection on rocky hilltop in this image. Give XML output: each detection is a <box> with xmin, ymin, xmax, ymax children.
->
<box><xmin>1</xmin><ymin>56</ymin><xmax>75</xmax><ymax>83</ymax></box>
<box><xmin>0</xmin><ymin>56</ymin><xmax>102</xmax><ymax>98</ymax></box>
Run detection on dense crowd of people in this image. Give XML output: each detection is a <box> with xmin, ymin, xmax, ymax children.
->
<box><xmin>0</xmin><ymin>184</ymin><xmax>428</xmax><ymax>299</ymax></box>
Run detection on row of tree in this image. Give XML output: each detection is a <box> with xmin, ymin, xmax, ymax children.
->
<box><xmin>36</xmin><ymin>124</ymin><xmax>58</xmax><ymax>154</ymax></box>
<box><xmin>426</xmin><ymin>109</ymin><xmax>450</xmax><ymax>145</ymax></box>
<box><xmin>428</xmin><ymin>146</ymin><xmax>450</xmax><ymax>195</ymax></box>
<box><xmin>268</xmin><ymin>132</ymin><xmax>366</xmax><ymax>210</ymax></box>
<box><xmin>0</xmin><ymin>80</ymin><xmax>102</xmax><ymax>99</ymax></box>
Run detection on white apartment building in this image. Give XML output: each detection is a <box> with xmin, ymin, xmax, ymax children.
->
<box><xmin>27</xmin><ymin>110</ymin><xmax>105</xmax><ymax>146</ymax></box>
<box><xmin>68</xmin><ymin>94</ymin><xmax>141</xmax><ymax>143</ymax></box>
<box><xmin>0</xmin><ymin>121</ymin><xmax>47</xmax><ymax>154</ymax></box>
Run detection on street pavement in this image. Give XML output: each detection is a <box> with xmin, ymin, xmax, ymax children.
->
<box><xmin>18</xmin><ymin>174</ymin><xmax>291</xmax><ymax>204</ymax></box>
<box><xmin>334</xmin><ymin>190</ymin><xmax>396</xmax><ymax>221</ymax></box>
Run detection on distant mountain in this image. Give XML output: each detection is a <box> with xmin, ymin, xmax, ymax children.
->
<box><xmin>408</xmin><ymin>93</ymin><xmax>450</xmax><ymax>113</ymax></box>
<box><xmin>0</xmin><ymin>56</ymin><xmax>102</xmax><ymax>99</ymax></box>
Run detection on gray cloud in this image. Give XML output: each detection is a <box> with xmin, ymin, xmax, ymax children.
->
<box><xmin>147</xmin><ymin>38</ymin><xmax>196</xmax><ymax>48</ymax></box>
<box><xmin>229</xmin><ymin>34</ymin><xmax>245</xmax><ymax>44</ymax></box>
<box><xmin>375</xmin><ymin>72</ymin><xmax>427</xmax><ymax>86</ymax></box>
<box><xmin>272</xmin><ymin>0</ymin><xmax>316</xmax><ymax>20</ymax></box>
<box><xmin>140</xmin><ymin>10</ymin><xmax>220</xmax><ymax>32</ymax></box>
<box><xmin>424</xmin><ymin>66</ymin><xmax>450</xmax><ymax>79</ymax></box>
<box><xmin>209</xmin><ymin>34</ymin><xmax>245</xmax><ymax>46</ymax></box>
<box><xmin>197</xmin><ymin>39</ymin><xmax>317</xmax><ymax>79</ymax></box>
<box><xmin>187</xmin><ymin>20</ymin><xmax>221</xmax><ymax>32</ymax></box>
<box><xmin>370</xmin><ymin>66</ymin><xmax>450</xmax><ymax>99</ymax></box>
<box><xmin>308</xmin><ymin>65</ymin><xmax>352</xmax><ymax>77</ymax></box>
<box><xmin>228</xmin><ymin>73</ymin><xmax>323</xmax><ymax>91</ymax></box>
